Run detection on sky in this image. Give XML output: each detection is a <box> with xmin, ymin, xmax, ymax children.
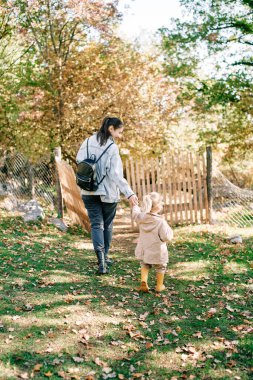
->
<box><xmin>117</xmin><ymin>0</ymin><xmax>182</xmax><ymax>40</ymax></box>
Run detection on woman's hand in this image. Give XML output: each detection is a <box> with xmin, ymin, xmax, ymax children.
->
<box><xmin>128</xmin><ymin>194</ymin><xmax>138</xmax><ymax>207</ymax></box>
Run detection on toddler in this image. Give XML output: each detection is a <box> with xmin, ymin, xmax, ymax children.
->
<box><xmin>132</xmin><ymin>192</ymin><xmax>173</xmax><ymax>292</ymax></box>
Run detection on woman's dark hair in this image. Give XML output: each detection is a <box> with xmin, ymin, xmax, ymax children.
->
<box><xmin>97</xmin><ymin>117</ymin><xmax>123</xmax><ymax>146</ymax></box>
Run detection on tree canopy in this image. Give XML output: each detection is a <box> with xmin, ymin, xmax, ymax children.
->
<box><xmin>0</xmin><ymin>0</ymin><xmax>252</xmax><ymax>175</ymax></box>
<box><xmin>160</xmin><ymin>0</ymin><xmax>253</xmax><ymax>161</ymax></box>
<box><xmin>0</xmin><ymin>0</ymin><xmax>179</xmax><ymax>161</ymax></box>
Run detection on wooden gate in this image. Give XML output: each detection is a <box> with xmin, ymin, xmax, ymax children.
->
<box><xmin>55</xmin><ymin>158</ymin><xmax>91</xmax><ymax>232</ymax></box>
<box><xmin>125</xmin><ymin>152</ymin><xmax>209</xmax><ymax>225</ymax></box>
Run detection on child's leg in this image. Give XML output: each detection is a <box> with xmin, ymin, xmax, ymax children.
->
<box><xmin>138</xmin><ymin>262</ymin><xmax>151</xmax><ymax>292</ymax></box>
<box><xmin>155</xmin><ymin>264</ymin><xmax>167</xmax><ymax>292</ymax></box>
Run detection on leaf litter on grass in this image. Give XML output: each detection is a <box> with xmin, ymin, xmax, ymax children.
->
<box><xmin>0</xmin><ymin>212</ymin><xmax>252</xmax><ymax>379</ymax></box>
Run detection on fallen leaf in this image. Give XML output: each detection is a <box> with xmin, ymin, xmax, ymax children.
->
<box><xmin>72</xmin><ymin>357</ymin><xmax>84</xmax><ymax>363</ymax></box>
<box><xmin>44</xmin><ymin>372</ymin><xmax>53</xmax><ymax>377</ymax></box>
<box><xmin>193</xmin><ymin>332</ymin><xmax>203</xmax><ymax>339</ymax></box>
<box><xmin>52</xmin><ymin>359</ymin><xmax>61</xmax><ymax>365</ymax></box>
<box><xmin>57</xmin><ymin>372</ymin><xmax>66</xmax><ymax>379</ymax></box>
<box><xmin>139</xmin><ymin>312</ymin><xmax>149</xmax><ymax>320</ymax></box>
<box><xmin>20</xmin><ymin>373</ymin><xmax>29</xmax><ymax>379</ymax></box>
<box><xmin>103</xmin><ymin>367</ymin><xmax>112</xmax><ymax>374</ymax></box>
<box><xmin>22</xmin><ymin>304</ymin><xmax>33</xmax><ymax>311</ymax></box>
<box><xmin>181</xmin><ymin>354</ymin><xmax>188</xmax><ymax>361</ymax></box>
<box><xmin>94</xmin><ymin>357</ymin><xmax>102</xmax><ymax>366</ymax></box>
<box><xmin>34</xmin><ymin>364</ymin><xmax>43</xmax><ymax>371</ymax></box>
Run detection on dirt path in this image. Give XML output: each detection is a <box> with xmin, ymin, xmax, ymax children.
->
<box><xmin>111</xmin><ymin>209</ymin><xmax>138</xmax><ymax>254</ymax></box>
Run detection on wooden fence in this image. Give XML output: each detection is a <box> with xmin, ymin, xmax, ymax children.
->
<box><xmin>125</xmin><ymin>151</ymin><xmax>210</xmax><ymax>225</ymax></box>
<box><xmin>55</xmin><ymin>156</ymin><xmax>91</xmax><ymax>232</ymax></box>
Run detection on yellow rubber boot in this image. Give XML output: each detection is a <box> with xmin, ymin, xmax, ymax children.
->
<box><xmin>138</xmin><ymin>267</ymin><xmax>149</xmax><ymax>292</ymax></box>
<box><xmin>156</xmin><ymin>272</ymin><xmax>166</xmax><ymax>292</ymax></box>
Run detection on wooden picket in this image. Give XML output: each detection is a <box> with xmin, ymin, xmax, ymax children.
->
<box><xmin>125</xmin><ymin>151</ymin><xmax>209</xmax><ymax>225</ymax></box>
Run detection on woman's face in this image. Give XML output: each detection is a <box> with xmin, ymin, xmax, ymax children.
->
<box><xmin>109</xmin><ymin>126</ymin><xmax>124</xmax><ymax>139</ymax></box>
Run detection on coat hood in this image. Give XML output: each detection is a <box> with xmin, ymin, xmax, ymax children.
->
<box><xmin>138</xmin><ymin>213</ymin><xmax>163</xmax><ymax>232</ymax></box>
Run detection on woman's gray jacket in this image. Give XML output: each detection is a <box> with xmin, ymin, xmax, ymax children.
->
<box><xmin>76</xmin><ymin>133</ymin><xmax>134</xmax><ymax>203</ymax></box>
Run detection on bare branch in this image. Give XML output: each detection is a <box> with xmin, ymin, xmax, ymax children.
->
<box><xmin>46</xmin><ymin>0</ymin><xmax>58</xmax><ymax>55</ymax></box>
<box><xmin>0</xmin><ymin>44</ymin><xmax>34</xmax><ymax>79</ymax></box>
<box><xmin>232</xmin><ymin>60</ymin><xmax>253</xmax><ymax>66</ymax></box>
<box><xmin>63</xmin><ymin>22</ymin><xmax>79</xmax><ymax>64</ymax></box>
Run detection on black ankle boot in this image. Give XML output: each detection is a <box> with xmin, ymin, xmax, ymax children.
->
<box><xmin>105</xmin><ymin>254</ymin><xmax>114</xmax><ymax>266</ymax></box>
<box><xmin>96</xmin><ymin>251</ymin><xmax>107</xmax><ymax>275</ymax></box>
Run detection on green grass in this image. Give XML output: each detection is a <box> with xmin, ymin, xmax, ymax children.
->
<box><xmin>0</xmin><ymin>212</ymin><xmax>252</xmax><ymax>380</ymax></box>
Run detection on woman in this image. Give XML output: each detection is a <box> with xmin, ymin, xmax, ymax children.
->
<box><xmin>76</xmin><ymin>117</ymin><xmax>138</xmax><ymax>274</ymax></box>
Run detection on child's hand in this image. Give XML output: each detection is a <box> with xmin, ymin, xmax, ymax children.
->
<box><xmin>128</xmin><ymin>194</ymin><xmax>138</xmax><ymax>207</ymax></box>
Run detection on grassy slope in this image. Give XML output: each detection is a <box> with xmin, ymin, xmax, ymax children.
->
<box><xmin>0</xmin><ymin>212</ymin><xmax>252</xmax><ymax>380</ymax></box>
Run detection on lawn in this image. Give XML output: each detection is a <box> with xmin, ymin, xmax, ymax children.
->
<box><xmin>0</xmin><ymin>211</ymin><xmax>252</xmax><ymax>380</ymax></box>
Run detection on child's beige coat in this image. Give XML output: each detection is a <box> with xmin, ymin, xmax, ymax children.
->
<box><xmin>132</xmin><ymin>205</ymin><xmax>173</xmax><ymax>265</ymax></box>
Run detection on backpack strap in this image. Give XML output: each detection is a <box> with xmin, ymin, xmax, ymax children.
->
<box><xmin>96</xmin><ymin>142</ymin><xmax>114</xmax><ymax>185</ymax></box>
<box><xmin>86</xmin><ymin>138</ymin><xmax>90</xmax><ymax>159</ymax></box>
<box><xmin>96</xmin><ymin>142</ymin><xmax>114</xmax><ymax>163</ymax></box>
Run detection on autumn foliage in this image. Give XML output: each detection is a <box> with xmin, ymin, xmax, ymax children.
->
<box><xmin>0</xmin><ymin>0</ymin><xmax>177</xmax><ymax>161</ymax></box>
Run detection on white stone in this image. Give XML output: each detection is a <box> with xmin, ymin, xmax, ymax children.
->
<box><xmin>2</xmin><ymin>196</ymin><xmax>18</xmax><ymax>211</ymax></box>
<box><xmin>48</xmin><ymin>217</ymin><xmax>68</xmax><ymax>232</ymax></box>
<box><xmin>22</xmin><ymin>200</ymin><xmax>45</xmax><ymax>222</ymax></box>
<box><xmin>228</xmin><ymin>235</ymin><xmax>243</xmax><ymax>244</ymax></box>
<box><xmin>0</xmin><ymin>183</ymin><xmax>7</xmax><ymax>196</ymax></box>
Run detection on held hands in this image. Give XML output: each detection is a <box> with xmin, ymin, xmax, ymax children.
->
<box><xmin>128</xmin><ymin>194</ymin><xmax>138</xmax><ymax>207</ymax></box>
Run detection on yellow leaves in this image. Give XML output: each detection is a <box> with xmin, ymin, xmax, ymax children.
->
<box><xmin>44</xmin><ymin>372</ymin><xmax>53</xmax><ymax>377</ymax></box>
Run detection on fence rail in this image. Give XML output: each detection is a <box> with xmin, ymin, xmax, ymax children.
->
<box><xmin>1</xmin><ymin>149</ymin><xmax>210</xmax><ymax>229</ymax></box>
<box><xmin>125</xmin><ymin>151</ymin><xmax>209</xmax><ymax>225</ymax></box>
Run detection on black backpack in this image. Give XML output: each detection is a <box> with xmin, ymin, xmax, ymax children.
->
<box><xmin>76</xmin><ymin>138</ymin><xmax>114</xmax><ymax>191</ymax></box>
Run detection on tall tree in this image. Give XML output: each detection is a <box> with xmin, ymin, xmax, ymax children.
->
<box><xmin>0</xmin><ymin>1</ymin><xmax>179</xmax><ymax>161</ymax></box>
<box><xmin>160</xmin><ymin>0</ymin><xmax>253</xmax><ymax>160</ymax></box>
<box><xmin>1</xmin><ymin>0</ymin><xmax>119</xmax><ymax>152</ymax></box>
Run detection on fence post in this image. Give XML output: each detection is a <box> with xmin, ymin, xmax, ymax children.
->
<box><xmin>54</xmin><ymin>147</ymin><xmax>63</xmax><ymax>218</ymax></box>
<box><xmin>28</xmin><ymin>165</ymin><xmax>35</xmax><ymax>198</ymax></box>
<box><xmin>206</xmin><ymin>146</ymin><xmax>213</xmax><ymax>223</ymax></box>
